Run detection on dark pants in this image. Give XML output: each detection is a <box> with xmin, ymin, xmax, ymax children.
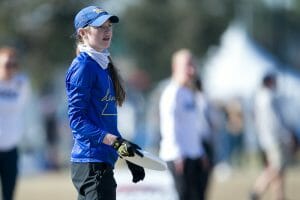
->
<box><xmin>71</xmin><ymin>162</ymin><xmax>117</xmax><ymax>200</ymax></box>
<box><xmin>168</xmin><ymin>158</ymin><xmax>208</xmax><ymax>200</ymax></box>
<box><xmin>0</xmin><ymin>147</ymin><xmax>18</xmax><ymax>200</ymax></box>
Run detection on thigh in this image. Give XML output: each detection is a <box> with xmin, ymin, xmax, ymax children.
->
<box><xmin>71</xmin><ymin>162</ymin><xmax>90</xmax><ymax>199</ymax></box>
<box><xmin>185</xmin><ymin>158</ymin><xmax>206</xmax><ymax>200</ymax></box>
<box><xmin>0</xmin><ymin>148</ymin><xmax>18</xmax><ymax>200</ymax></box>
<box><xmin>167</xmin><ymin>161</ymin><xmax>186</xmax><ymax>200</ymax></box>
<box><xmin>265</xmin><ymin>145</ymin><xmax>285</xmax><ymax>172</ymax></box>
<box><xmin>90</xmin><ymin>164</ymin><xmax>117</xmax><ymax>200</ymax></box>
<box><xmin>71</xmin><ymin>162</ymin><xmax>117</xmax><ymax>200</ymax></box>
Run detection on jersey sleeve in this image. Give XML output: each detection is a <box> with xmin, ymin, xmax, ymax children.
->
<box><xmin>66</xmin><ymin>61</ymin><xmax>107</xmax><ymax>144</ymax></box>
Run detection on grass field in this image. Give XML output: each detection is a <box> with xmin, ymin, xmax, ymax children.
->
<box><xmin>14</xmin><ymin>164</ymin><xmax>300</xmax><ymax>200</ymax></box>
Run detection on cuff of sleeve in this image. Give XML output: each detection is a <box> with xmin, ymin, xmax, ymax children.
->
<box><xmin>98</xmin><ymin>130</ymin><xmax>108</xmax><ymax>144</ymax></box>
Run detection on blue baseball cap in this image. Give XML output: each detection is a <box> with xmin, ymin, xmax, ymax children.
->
<box><xmin>74</xmin><ymin>6</ymin><xmax>119</xmax><ymax>32</ymax></box>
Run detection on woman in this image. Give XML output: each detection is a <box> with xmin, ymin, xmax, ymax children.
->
<box><xmin>0</xmin><ymin>46</ymin><xmax>31</xmax><ymax>200</ymax></box>
<box><xmin>66</xmin><ymin>6</ymin><xmax>145</xmax><ymax>200</ymax></box>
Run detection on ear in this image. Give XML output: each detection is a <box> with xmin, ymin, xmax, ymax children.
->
<box><xmin>77</xmin><ymin>28</ymin><xmax>87</xmax><ymax>38</ymax></box>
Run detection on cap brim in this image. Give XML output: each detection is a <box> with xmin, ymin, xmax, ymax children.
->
<box><xmin>90</xmin><ymin>15</ymin><xmax>119</xmax><ymax>27</ymax></box>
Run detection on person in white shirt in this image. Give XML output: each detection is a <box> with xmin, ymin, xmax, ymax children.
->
<box><xmin>159</xmin><ymin>49</ymin><xmax>208</xmax><ymax>200</ymax></box>
<box><xmin>0</xmin><ymin>47</ymin><xmax>31</xmax><ymax>200</ymax></box>
<box><xmin>250</xmin><ymin>73</ymin><xmax>291</xmax><ymax>200</ymax></box>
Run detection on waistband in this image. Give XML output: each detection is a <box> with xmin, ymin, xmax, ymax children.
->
<box><xmin>72</xmin><ymin>162</ymin><xmax>113</xmax><ymax>171</ymax></box>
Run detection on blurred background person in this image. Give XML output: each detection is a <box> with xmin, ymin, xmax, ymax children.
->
<box><xmin>0</xmin><ymin>46</ymin><xmax>32</xmax><ymax>200</ymax></box>
<box><xmin>194</xmin><ymin>77</ymin><xmax>215</xmax><ymax>200</ymax></box>
<box><xmin>159</xmin><ymin>49</ymin><xmax>209</xmax><ymax>200</ymax></box>
<box><xmin>250</xmin><ymin>73</ymin><xmax>292</xmax><ymax>200</ymax></box>
<box><xmin>39</xmin><ymin>83</ymin><xmax>60</xmax><ymax>170</ymax></box>
<box><xmin>222</xmin><ymin>97</ymin><xmax>245</xmax><ymax>167</ymax></box>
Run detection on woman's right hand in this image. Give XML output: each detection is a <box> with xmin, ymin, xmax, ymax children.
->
<box><xmin>103</xmin><ymin>133</ymin><xmax>117</xmax><ymax>145</ymax></box>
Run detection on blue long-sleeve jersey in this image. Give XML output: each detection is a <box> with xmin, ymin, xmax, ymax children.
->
<box><xmin>65</xmin><ymin>52</ymin><xmax>121</xmax><ymax>167</ymax></box>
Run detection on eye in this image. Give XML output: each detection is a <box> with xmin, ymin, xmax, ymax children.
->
<box><xmin>97</xmin><ymin>24</ymin><xmax>113</xmax><ymax>32</ymax></box>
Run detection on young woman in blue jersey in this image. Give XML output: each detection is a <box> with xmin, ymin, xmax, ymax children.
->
<box><xmin>66</xmin><ymin>6</ymin><xmax>145</xmax><ymax>200</ymax></box>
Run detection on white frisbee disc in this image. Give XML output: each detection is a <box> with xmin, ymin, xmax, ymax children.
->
<box><xmin>123</xmin><ymin>150</ymin><xmax>167</xmax><ymax>171</ymax></box>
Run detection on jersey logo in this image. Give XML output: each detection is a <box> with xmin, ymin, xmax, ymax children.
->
<box><xmin>0</xmin><ymin>89</ymin><xmax>18</xmax><ymax>99</ymax></box>
<box><xmin>100</xmin><ymin>89</ymin><xmax>117</xmax><ymax>116</ymax></box>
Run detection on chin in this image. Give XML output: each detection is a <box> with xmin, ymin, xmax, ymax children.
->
<box><xmin>104</xmin><ymin>44</ymin><xmax>111</xmax><ymax>49</ymax></box>
<box><xmin>103</xmin><ymin>41</ymin><xmax>111</xmax><ymax>47</ymax></box>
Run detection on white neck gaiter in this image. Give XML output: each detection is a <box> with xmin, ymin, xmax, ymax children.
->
<box><xmin>78</xmin><ymin>44</ymin><xmax>110</xmax><ymax>69</ymax></box>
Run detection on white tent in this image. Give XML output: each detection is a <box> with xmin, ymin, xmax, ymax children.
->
<box><xmin>202</xmin><ymin>23</ymin><xmax>276</xmax><ymax>101</ymax></box>
<box><xmin>202</xmin><ymin>22</ymin><xmax>300</xmax><ymax>141</ymax></box>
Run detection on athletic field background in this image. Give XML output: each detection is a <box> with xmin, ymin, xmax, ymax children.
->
<box><xmin>15</xmin><ymin>163</ymin><xmax>300</xmax><ymax>200</ymax></box>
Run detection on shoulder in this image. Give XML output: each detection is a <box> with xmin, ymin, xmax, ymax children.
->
<box><xmin>14</xmin><ymin>73</ymin><xmax>29</xmax><ymax>82</ymax></box>
<box><xmin>256</xmin><ymin>88</ymin><xmax>272</xmax><ymax>100</ymax></box>
<box><xmin>66</xmin><ymin>53</ymin><xmax>98</xmax><ymax>86</ymax></box>
<box><xmin>13</xmin><ymin>74</ymin><xmax>30</xmax><ymax>88</ymax></box>
<box><xmin>69</xmin><ymin>53</ymin><xmax>98</xmax><ymax>73</ymax></box>
<box><xmin>160</xmin><ymin>81</ymin><xmax>186</xmax><ymax>106</ymax></box>
<box><xmin>161</xmin><ymin>81</ymin><xmax>179</xmax><ymax>98</ymax></box>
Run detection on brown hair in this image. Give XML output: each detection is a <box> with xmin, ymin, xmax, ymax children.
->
<box><xmin>108</xmin><ymin>57</ymin><xmax>126</xmax><ymax>106</ymax></box>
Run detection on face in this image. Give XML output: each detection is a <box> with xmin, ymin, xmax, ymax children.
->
<box><xmin>0</xmin><ymin>53</ymin><xmax>18</xmax><ymax>81</ymax></box>
<box><xmin>173</xmin><ymin>51</ymin><xmax>196</xmax><ymax>86</ymax></box>
<box><xmin>79</xmin><ymin>20</ymin><xmax>113</xmax><ymax>51</ymax></box>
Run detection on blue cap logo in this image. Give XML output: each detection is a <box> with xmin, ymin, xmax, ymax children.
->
<box><xmin>93</xmin><ymin>8</ymin><xmax>104</xmax><ymax>14</ymax></box>
<box><xmin>74</xmin><ymin>6</ymin><xmax>119</xmax><ymax>32</ymax></box>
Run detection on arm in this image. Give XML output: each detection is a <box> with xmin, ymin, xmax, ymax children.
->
<box><xmin>66</xmin><ymin>61</ymin><xmax>113</xmax><ymax>145</ymax></box>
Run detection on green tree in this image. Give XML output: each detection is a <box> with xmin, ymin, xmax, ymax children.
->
<box><xmin>250</xmin><ymin>0</ymin><xmax>300</xmax><ymax>67</ymax></box>
<box><xmin>120</xmin><ymin>0</ymin><xmax>235</xmax><ymax>83</ymax></box>
<box><xmin>1</xmin><ymin>0</ymin><xmax>300</xmax><ymax>90</ymax></box>
<box><xmin>0</xmin><ymin>0</ymin><xmax>86</xmax><ymax>88</ymax></box>
<box><xmin>120</xmin><ymin>0</ymin><xmax>300</xmax><ymax>85</ymax></box>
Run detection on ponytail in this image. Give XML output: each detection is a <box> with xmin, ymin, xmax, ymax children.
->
<box><xmin>108</xmin><ymin>57</ymin><xmax>126</xmax><ymax>106</ymax></box>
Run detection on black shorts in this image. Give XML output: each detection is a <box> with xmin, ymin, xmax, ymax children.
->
<box><xmin>71</xmin><ymin>162</ymin><xmax>117</xmax><ymax>200</ymax></box>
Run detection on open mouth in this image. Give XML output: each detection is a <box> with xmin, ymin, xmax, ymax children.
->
<box><xmin>103</xmin><ymin>37</ymin><xmax>110</xmax><ymax>41</ymax></box>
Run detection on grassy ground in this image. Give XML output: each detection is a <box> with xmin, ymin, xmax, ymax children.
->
<box><xmin>208</xmin><ymin>165</ymin><xmax>300</xmax><ymax>200</ymax></box>
<box><xmin>14</xmin><ymin>164</ymin><xmax>300</xmax><ymax>200</ymax></box>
